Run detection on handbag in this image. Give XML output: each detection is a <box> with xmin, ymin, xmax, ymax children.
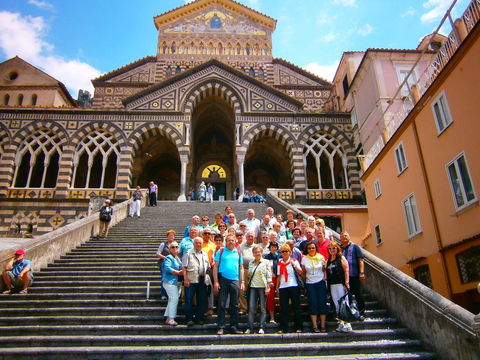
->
<box><xmin>338</xmin><ymin>292</ymin><xmax>362</xmax><ymax>322</ymax></box>
<box><xmin>292</xmin><ymin>263</ymin><xmax>306</xmax><ymax>291</ymax></box>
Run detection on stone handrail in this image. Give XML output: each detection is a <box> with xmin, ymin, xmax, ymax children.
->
<box><xmin>363</xmin><ymin>250</ymin><xmax>478</xmax><ymax>360</ymax></box>
<box><xmin>0</xmin><ymin>197</ymin><xmax>145</xmax><ymax>273</ymax></box>
<box><xmin>266</xmin><ymin>188</ymin><xmax>479</xmax><ymax>359</ymax></box>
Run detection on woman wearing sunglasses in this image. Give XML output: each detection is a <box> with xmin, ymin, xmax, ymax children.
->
<box><xmin>161</xmin><ymin>241</ymin><xmax>183</xmax><ymax>326</ymax></box>
<box><xmin>301</xmin><ymin>241</ymin><xmax>327</xmax><ymax>333</ymax></box>
<box><xmin>275</xmin><ymin>244</ymin><xmax>303</xmax><ymax>334</ymax></box>
<box><xmin>326</xmin><ymin>241</ymin><xmax>352</xmax><ymax>332</ymax></box>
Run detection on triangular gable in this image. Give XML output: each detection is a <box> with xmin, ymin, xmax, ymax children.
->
<box><xmin>123</xmin><ymin>59</ymin><xmax>302</xmax><ymax>113</ymax></box>
<box><xmin>92</xmin><ymin>56</ymin><xmax>156</xmax><ymax>84</ymax></box>
<box><xmin>0</xmin><ymin>56</ymin><xmax>76</xmax><ymax>106</ymax></box>
<box><xmin>154</xmin><ymin>0</ymin><xmax>276</xmax><ymax>32</ymax></box>
<box><xmin>273</xmin><ymin>58</ymin><xmax>331</xmax><ymax>86</ymax></box>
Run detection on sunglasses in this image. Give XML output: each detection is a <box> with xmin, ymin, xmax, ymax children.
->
<box><xmin>308</xmin><ymin>247</ymin><xmax>316</xmax><ymax>250</ymax></box>
<box><xmin>281</xmin><ymin>250</ymin><xmax>289</xmax><ymax>253</ymax></box>
<box><xmin>203</xmin><ymin>233</ymin><xmax>211</xmax><ymax>236</ymax></box>
<box><xmin>170</xmin><ymin>246</ymin><xmax>179</xmax><ymax>248</ymax></box>
<box><xmin>328</xmin><ymin>247</ymin><xmax>337</xmax><ymax>250</ymax></box>
<box><xmin>215</xmin><ymin>239</ymin><xmax>223</xmax><ymax>242</ymax></box>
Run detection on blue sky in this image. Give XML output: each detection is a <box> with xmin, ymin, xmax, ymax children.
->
<box><xmin>0</xmin><ymin>0</ymin><xmax>469</xmax><ymax>96</ymax></box>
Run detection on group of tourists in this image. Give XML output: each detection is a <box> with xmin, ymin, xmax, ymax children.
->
<box><xmin>156</xmin><ymin>206</ymin><xmax>366</xmax><ymax>334</ymax></box>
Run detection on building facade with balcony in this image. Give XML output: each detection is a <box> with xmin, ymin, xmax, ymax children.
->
<box><xmin>360</xmin><ymin>2</ymin><xmax>480</xmax><ymax>313</ymax></box>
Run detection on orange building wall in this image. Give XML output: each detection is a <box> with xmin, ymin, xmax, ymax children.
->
<box><xmin>362</xmin><ymin>25</ymin><xmax>480</xmax><ymax>303</ymax></box>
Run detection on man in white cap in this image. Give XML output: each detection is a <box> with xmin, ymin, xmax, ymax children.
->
<box><xmin>1</xmin><ymin>249</ymin><xmax>33</xmax><ymax>295</ymax></box>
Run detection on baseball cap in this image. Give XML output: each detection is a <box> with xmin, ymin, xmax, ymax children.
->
<box><xmin>15</xmin><ymin>249</ymin><xmax>25</xmax><ymax>255</ymax></box>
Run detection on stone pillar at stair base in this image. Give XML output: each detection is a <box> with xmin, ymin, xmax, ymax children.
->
<box><xmin>178</xmin><ymin>154</ymin><xmax>188</xmax><ymax>202</ymax></box>
<box><xmin>237</xmin><ymin>154</ymin><xmax>245</xmax><ymax>202</ymax></box>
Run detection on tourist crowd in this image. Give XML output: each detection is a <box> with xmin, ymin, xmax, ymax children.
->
<box><xmin>156</xmin><ymin>206</ymin><xmax>366</xmax><ymax>334</ymax></box>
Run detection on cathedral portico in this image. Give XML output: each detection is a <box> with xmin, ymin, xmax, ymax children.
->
<box><xmin>0</xmin><ymin>0</ymin><xmax>361</xmax><ymax>234</ymax></box>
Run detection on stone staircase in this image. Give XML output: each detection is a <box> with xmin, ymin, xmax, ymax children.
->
<box><xmin>0</xmin><ymin>201</ymin><xmax>437</xmax><ymax>359</ymax></box>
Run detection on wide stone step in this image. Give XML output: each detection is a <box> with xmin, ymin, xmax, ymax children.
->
<box><xmin>33</xmin><ymin>274</ymin><xmax>161</xmax><ymax>281</ymax></box>
<box><xmin>0</xmin><ymin>329</ymin><xmax>416</xmax><ymax>347</ymax></box>
<box><xmin>24</xmin><ymin>286</ymin><xmax>156</xmax><ymax>294</ymax></box>
<box><xmin>0</xmin><ymin>319</ymin><xmax>401</xmax><ymax>336</ymax></box>
<box><xmin>0</xmin><ymin>307</ymin><xmax>388</xmax><ymax>320</ymax></box>
<box><xmin>0</xmin><ymin>339</ymin><xmax>428</xmax><ymax>360</ymax></box>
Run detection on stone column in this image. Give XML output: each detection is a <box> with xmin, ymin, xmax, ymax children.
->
<box><xmin>55</xmin><ymin>144</ymin><xmax>75</xmax><ymax>199</ymax></box>
<box><xmin>177</xmin><ymin>154</ymin><xmax>189</xmax><ymax>202</ymax></box>
<box><xmin>115</xmin><ymin>148</ymin><xmax>133</xmax><ymax>200</ymax></box>
<box><xmin>237</xmin><ymin>153</ymin><xmax>245</xmax><ymax>202</ymax></box>
<box><xmin>0</xmin><ymin>143</ymin><xmax>16</xmax><ymax>197</ymax></box>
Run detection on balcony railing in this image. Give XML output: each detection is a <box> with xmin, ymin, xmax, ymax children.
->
<box><xmin>364</xmin><ymin>0</ymin><xmax>480</xmax><ymax>170</ymax></box>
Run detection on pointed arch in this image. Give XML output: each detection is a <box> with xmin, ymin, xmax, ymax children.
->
<box><xmin>12</xmin><ymin>127</ymin><xmax>65</xmax><ymax>188</ymax></box>
<box><xmin>182</xmin><ymin>80</ymin><xmax>244</xmax><ymax>114</ymax></box>
<box><xmin>299</xmin><ymin>124</ymin><xmax>355</xmax><ymax>190</ymax></box>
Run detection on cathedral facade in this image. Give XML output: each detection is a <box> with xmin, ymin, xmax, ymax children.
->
<box><xmin>0</xmin><ymin>0</ymin><xmax>360</xmax><ymax>234</ymax></box>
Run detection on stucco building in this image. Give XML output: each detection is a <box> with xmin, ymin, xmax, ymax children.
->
<box><xmin>0</xmin><ymin>0</ymin><xmax>361</xmax><ymax>234</ymax></box>
<box><xmin>357</xmin><ymin>3</ymin><xmax>480</xmax><ymax>312</ymax></box>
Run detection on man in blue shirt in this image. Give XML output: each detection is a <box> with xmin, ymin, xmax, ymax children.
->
<box><xmin>2</xmin><ymin>249</ymin><xmax>33</xmax><ymax>295</ymax></box>
<box><xmin>179</xmin><ymin>227</ymin><xmax>199</xmax><ymax>258</ymax></box>
<box><xmin>341</xmin><ymin>231</ymin><xmax>366</xmax><ymax>319</ymax></box>
<box><xmin>213</xmin><ymin>235</ymin><xmax>245</xmax><ymax>335</ymax></box>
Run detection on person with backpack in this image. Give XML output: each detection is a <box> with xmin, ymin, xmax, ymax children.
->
<box><xmin>129</xmin><ymin>186</ymin><xmax>143</xmax><ymax>218</ymax></box>
<box><xmin>213</xmin><ymin>235</ymin><xmax>245</xmax><ymax>335</ymax></box>
<box><xmin>99</xmin><ymin>199</ymin><xmax>113</xmax><ymax>238</ymax></box>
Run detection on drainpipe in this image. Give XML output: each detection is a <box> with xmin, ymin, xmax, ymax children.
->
<box><xmin>411</xmin><ymin>120</ymin><xmax>453</xmax><ymax>299</ymax></box>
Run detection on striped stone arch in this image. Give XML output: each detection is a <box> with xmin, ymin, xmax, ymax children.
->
<box><xmin>298</xmin><ymin>124</ymin><xmax>353</xmax><ymax>151</ymax></box>
<box><xmin>298</xmin><ymin>124</ymin><xmax>360</xmax><ymax>192</ymax></box>
<box><xmin>241</xmin><ymin>124</ymin><xmax>298</xmax><ymax>188</ymax></box>
<box><xmin>12</xmin><ymin>121</ymin><xmax>68</xmax><ymax>146</ymax></box>
<box><xmin>241</xmin><ymin>124</ymin><xmax>296</xmax><ymax>155</ymax></box>
<box><xmin>70</xmin><ymin>122</ymin><xmax>126</xmax><ymax>148</ymax></box>
<box><xmin>127</xmin><ymin>123</ymin><xmax>183</xmax><ymax>152</ymax></box>
<box><xmin>0</xmin><ymin>123</ymin><xmax>11</xmax><ymax>155</ymax></box>
<box><xmin>182</xmin><ymin>80</ymin><xmax>243</xmax><ymax>115</ymax></box>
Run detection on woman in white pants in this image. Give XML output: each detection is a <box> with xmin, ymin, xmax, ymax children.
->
<box><xmin>129</xmin><ymin>186</ymin><xmax>142</xmax><ymax>217</ymax></box>
<box><xmin>326</xmin><ymin>241</ymin><xmax>352</xmax><ymax>332</ymax></box>
<box><xmin>161</xmin><ymin>241</ymin><xmax>182</xmax><ymax>326</ymax></box>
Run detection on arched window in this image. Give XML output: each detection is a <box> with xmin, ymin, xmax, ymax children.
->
<box><xmin>72</xmin><ymin>129</ymin><xmax>120</xmax><ymax>189</ymax></box>
<box><xmin>258</xmin><ymin>68</ymin><xmax>265</xmax><ymax>81</ymax></box>
<box><xmin>3</xmin><ymin>94</ymin><xmax>9</xmax><ymax>105</ymax></box>
<box><xmin>253</xmin><ymin>44</ymin><xmax>260</xmax><ymax>56</ymax></box>
<box><xmin>31</xmin><ymin>94</ymin><xmax>38</xmax><ymax>106</ymax></box>
<box><xmin>303</xmin><ymin>133</ymin><xmax>349</xmax><ymax>189</ymax></box>
<box><xmin>179</xmin><ymin>42</ymin><xmax>185</xmax><ymax>54</ymax></box>
<box><xmin>171</xmin><ymin>42</ymin><xmax>176</xmax><ymax>54</ymax></box>
<box><xmin>245</xmin><ymin>44</ymin><xmax>251</xmax><ymax>56</ymax></box>
<box><xmin>189</xmin><ymin>42</ymin><xmax>196</xmax><ymax>54</ymax></box>
<box><xmin>208</xmin><ymin>42</ymin><xmax>214</xmax><ymax>55</ymax></box>
<box><xmin>162</xmin><ymin>42</ymin><xmax>168</xmax><ymax>54</ymax></box>
<box><xmin>13</xmin><ymin>128</ymin><xmax>62</xmax><ymax>188</ymax></box>
<box><xmin>226</xmin><ymin>42</ymin><xmax>232</xmax><ymax>55</ymax></box>
<box><xmin>248</xmin><ymin>68</ymin><xmax>255</xmax><ymax>76</ymax></box>
<box><xmin>175</xmin><ymin>66</ymin><xmax>181</xmax><ymax>74</ymax></box>
<box><xmin>236</xmin><ymin>43</ymin><xmax>241</xmax><ymax>55</ymax></box>
<box><xmin>199</xmin><ymin>42</ymin><xmax>205</xmax><ymax>54</ymax></box>
<box><xmin>166</xmin><ymin>66</ymin><xmax>172</xmax><ymax>76</ymax></box>
<box><xmin>218</xmin><ymin>42</ymin><xmax>223</xmax><ymax>55</ymax></box>
<box><xmin>17</xmin><ymin>94</ymin><xmax>23</xmax><ymax>106</ymax></box>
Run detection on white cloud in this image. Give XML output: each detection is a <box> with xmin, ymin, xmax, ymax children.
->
<box><xmin>332</xmin><ymin>0</ymin><xmax>357</xmax><ymax>7</ymax></box>
<box><xmin>319</xmin><ymin>31</ymin><xmax>339</xmax><ymax>43</ymax></box>
<box><xmin>357</xmin><ymin>24</ymin><xmax>373</xmax><ymax>36</ymax></box>
<box><xmin>401</xmin><ymin>6</ymin><xmax>416</xmax><ymax>18</ymax></box>
<box><xmin>421</xmin><ymin>0</ymin><xmax>451</xmax><ymax>24</ymax></box>
<box><xmin>357</xmin><ymin>23</ymin><xmax>373</xmax><ymax>36</ymax></box>
<box><xmin>316</xmin><ymin>12</ymin><xmax>334</xmax><ymax>25</ymax></box>
<box><xmin>28</xmin><ymin>0</ymin><xmax>54</xmax><ymax>10</ymax></box>
<box><xmin>305</xmin><ymin>60</ymin><xmax>340</xmax><ymax>82</ymax></box>
<box><xmin>0</xmin><ymin>11</ymin><xmax>101</xmax><ymax>96</ymax></box>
